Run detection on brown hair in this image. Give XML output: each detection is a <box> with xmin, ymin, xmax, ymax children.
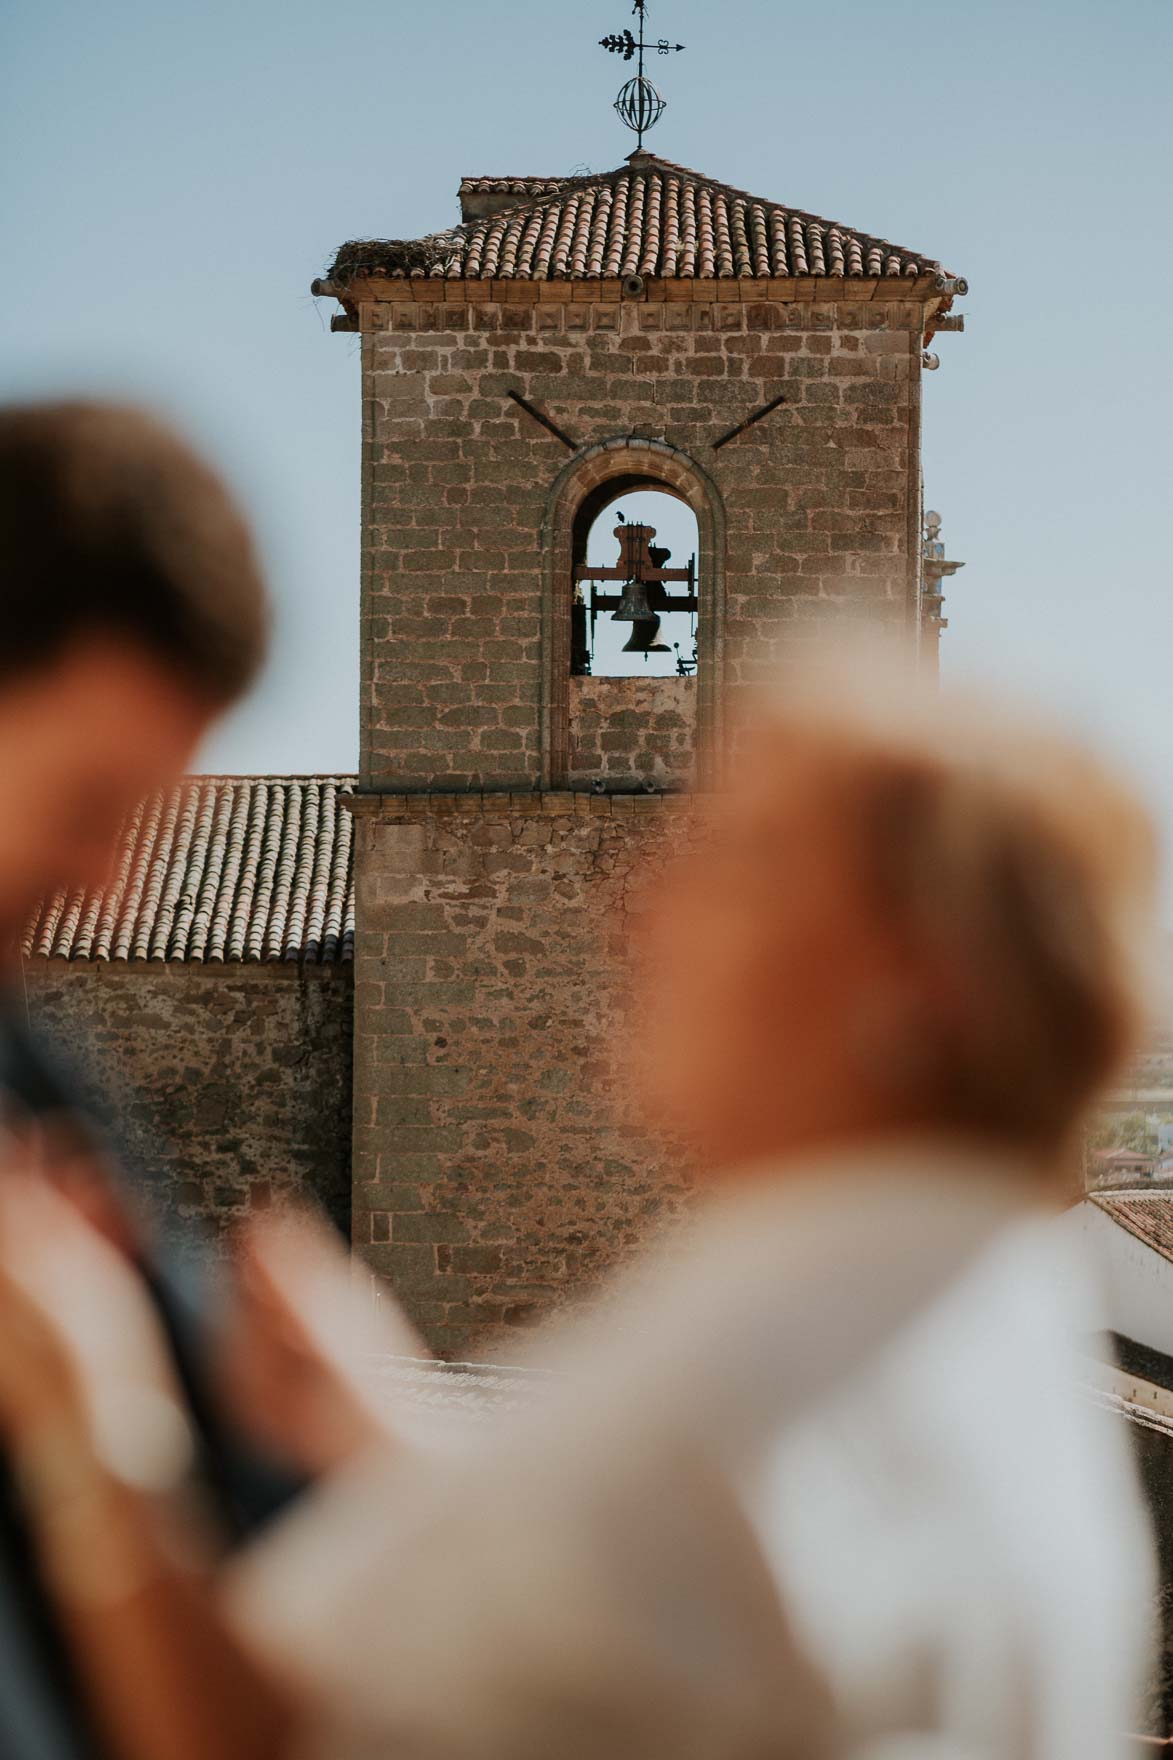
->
<box><xmin>0</xmin><ymin>401</ymin><xmax>268</xmax><ymax>704</ymax></box>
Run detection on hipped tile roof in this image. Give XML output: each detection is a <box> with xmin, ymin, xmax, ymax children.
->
<box><xmin>1091</xmin><ymin>1191</ymin><xmax>1173</xmax><ymax>1263</ymax></box>
<box><xmin>330</xmin><ymin>153</ymin><xmax>947</xmax><ymax>286</ymax></box>
<box><xmin>22</xmin><ymin>777</ymin><xmax>355</xmax><ymax>966</ymax></box>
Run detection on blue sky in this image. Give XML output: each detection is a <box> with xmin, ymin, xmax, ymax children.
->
<box><xmin>3</xmin><ymin>0</ymin><xmax>1171</xmax><ymax>903</ymax></box>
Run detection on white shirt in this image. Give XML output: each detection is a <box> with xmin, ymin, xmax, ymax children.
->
<box><xmin>752</xmin><ymin>1215</ymin><xmax>1153</xmax><ymax>1760</ymax></box>
<box><xmin>227</xmin><ymin>1146</ymin><xmax>1154</xmax><ymax>1760</ymax></box>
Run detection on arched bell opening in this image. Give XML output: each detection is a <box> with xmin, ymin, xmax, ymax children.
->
<box><xmin>572</xmin><ymin>484</ymin><xmax>700</xmax><ymax>681</ymax></box>
<box><xmin>541</xmin><ymin>439</ymin><xmax>726</xmax><ymax>791</ymax></box>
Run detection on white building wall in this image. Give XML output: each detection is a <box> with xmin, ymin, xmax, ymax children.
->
<box><xmin>1064</xmin><ymin>1200</ymin><xmax>1173</xmax><ymax>1358</ymax></box>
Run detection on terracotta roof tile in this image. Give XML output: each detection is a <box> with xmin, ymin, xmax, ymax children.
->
<box><xmin>1091</xmin><ymin>1190</ymin><xmax>1173</xmax><ymax>1262</ymax></box>
<box><xmin>459</xmin><ymin>176</ymin><xmax>571</xmax><ymax>198</ymax></box>
<box><xmin>331</xmin><ymin>154</ymin><xmax>950</xmax><ymax>286</ymax></box>
<box><xmin>22</xmin><ymin>777</ymin><xmax>355</xmax><ymax>966</ymax></box>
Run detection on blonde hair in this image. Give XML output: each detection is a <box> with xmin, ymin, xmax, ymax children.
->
<box><xmin>741</xmin><ymin>660</ymin><xmax>1160</xmax><ymax>1163</ymax></box>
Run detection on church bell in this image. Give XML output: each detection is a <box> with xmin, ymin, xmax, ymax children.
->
<box><xmin>621</xmin><ymin>617</ymin><xmax>670</xmax><ymax>655</ymax></box>
<box><xmin>610</xmin><ymin>578</ymin><xmax>654</xmax><ymax>623</ymax></box>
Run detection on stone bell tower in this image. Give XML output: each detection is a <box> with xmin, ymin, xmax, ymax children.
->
<box><xmin>314</xmin><ymin>150</ymin><xmax>965</xmax><ymax>1355</ymax></box>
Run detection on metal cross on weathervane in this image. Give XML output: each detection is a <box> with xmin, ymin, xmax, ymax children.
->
<box><xmin>599</xmin><ymin>1</ymin><xmax>685</xmax><ymax>148</ymax></box>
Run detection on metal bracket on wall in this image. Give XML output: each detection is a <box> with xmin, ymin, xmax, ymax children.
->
<box><xmin>507</xmin><ymin>390</ymin><xmax>579</xmax><ymax>452</ymax></box>
<box><xmin>711</xmin><ymin>393</ymin><xmax>788</xmax><ymax>451</ymax></box>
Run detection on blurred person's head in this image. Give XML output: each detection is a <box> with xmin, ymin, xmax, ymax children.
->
<box><xmin>641</xmin><ymin>660</ymin><xmax>1158</xmax><ymax>1186</ymax></box>
<box><xmin>0</xmin><ymin>401</ymin><xmax>267</xmax><ymax>935</ymax></box>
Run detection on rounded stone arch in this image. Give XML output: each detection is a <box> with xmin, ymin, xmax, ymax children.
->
<box><xmin>540</xmin><ymin>437</ymin><xmax>727</xmax><ymax>787</ymax></box>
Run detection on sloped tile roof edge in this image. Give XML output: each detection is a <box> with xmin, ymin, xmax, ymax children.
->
<box><xmin>22</xmin><ymin>775</ymin><xmax>357</xmax><ymax>968</ymax></box>
<box><xmin>327</xmin><ymin>153</ymin><xmax>956</xmax><ymax>287</ymax></box>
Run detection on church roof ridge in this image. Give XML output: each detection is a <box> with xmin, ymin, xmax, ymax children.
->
<box><xmin>326</xmin><ymin>155</ymin><xmax>959</xmax><ymax>287</ymax></box>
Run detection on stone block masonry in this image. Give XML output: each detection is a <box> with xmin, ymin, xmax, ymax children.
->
<box><xmin>360</xmin><ymin>284</ymin><xmax>925</xmax><ymax>791</ymax></box>
<box><xmin>21</xmin><ymin>961</ymin><xmax>353</xmax><ymax>1247</ymax></box>
<box><xmin>351</xmin><ymin>273</ymin><xmax>931</xmax><ymax>1354</ymax></box>
<box><xmin>568</xmin><ymin>676</ymin><xmax>696</xmax><ymax>790</ymax></box>
<box><xmin>350</xmin><ymin>792</ymin><xmax>702</xmax><ymax>1358</ymax></box>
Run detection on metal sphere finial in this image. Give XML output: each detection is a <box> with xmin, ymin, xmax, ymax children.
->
<box><xmin>598</xmin><ymin>2</ymin><xmax>684</xmax><ymax>148</ymax></box>
<box><xmin>615</xmin><ymin>75</ymin><xmax>666</xmax><ymax>137</ymax></box>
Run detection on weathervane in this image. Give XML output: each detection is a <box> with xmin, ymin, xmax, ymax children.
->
<box><xmin>599</xmin><ymin>1</ymin><xmax>685</xmax><ymax>148</ymax></box>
